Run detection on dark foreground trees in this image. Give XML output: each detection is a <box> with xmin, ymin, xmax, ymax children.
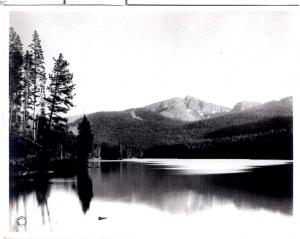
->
<box><xmin>77</xmin><ymin>115</ymin><xmax>94</xmax><ymax>165</ymax></box>
<box><xmin>9</xmin><ymin>27</ymin><xmax>23</xmax><ymax>131</ymax></box>
<box><xmin>9</xmin><ymin>27</ymin><xmax>78</xmax><ymax>173</ymax></box>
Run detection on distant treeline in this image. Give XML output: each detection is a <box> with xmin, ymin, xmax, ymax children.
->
<box><xmin>143</xmin><ymin>129</ymin><xmax>292</xmax><ymax>159</ymax></box>
<box><xmin>89</xmin><ymin>113</ymin><xmax>293</xmax><ymax>160</ymax></box>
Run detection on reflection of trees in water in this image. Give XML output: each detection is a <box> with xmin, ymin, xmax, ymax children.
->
<box><xmin>35</xmin><ymin>177</ymin><xmax>51</xmax><ymax>227</ymax></box>
<box><xmin>10</xmin><ymin>170</ymin><xmax>94</xmax><ymax>221</ymax></box>
<box><xmin>90</xmin><ymin>162</ymin><xmax>293</xmax><ymax>215</ymax></box>
<box><xmin>100</xmin><ymin>162</ymin><xmax>122</xmax><ymax>174</ymax></box>
<box><xmin>10</xmin><ymin>175</ymin><xmax>52</xmax><ymax>230</ymax></box>
<box><xmin>76</xmin><ymin>170</ymin><xmax>93</xmax><ymax>214</ymax></box>
<box><xmin>10</xmin><ymin>161</ymin><xmax>293</xmax><ymax>229</ymax></box>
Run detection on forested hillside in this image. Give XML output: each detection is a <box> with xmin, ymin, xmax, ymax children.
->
<box><xmin>69</xmin><ymin>97</ymin><xmax>293</xmax><ymax>159</ymax></box>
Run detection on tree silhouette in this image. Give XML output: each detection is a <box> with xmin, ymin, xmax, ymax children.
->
<box><xmin>46</xmin><ymin>53</ymin><xmax>75</xmax><ymax>127</ymax></box>
<box><xmin>29</xmin><ymin>30</ymin><xmax>47</xmax><ymax>140</ymax></box>
<box><xmin>77</xmin><ymin>115</ymin><xmax>94</xmax><ymax>165</ymax></box>
<box><xmin>22</xmin><ymin>50</ymin><xmax>34</xmax><ymax>135</ymax></box>
<box><xmin>9</xmin><ymin>27</ymin><xmax>23</xmax><ymax>131</ymax></box>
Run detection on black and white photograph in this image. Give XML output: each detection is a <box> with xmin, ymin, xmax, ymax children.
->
<box><xmin>3</xmin><ymin>5</ymin><xmax>298</xmax><ymax>239</ymax></box>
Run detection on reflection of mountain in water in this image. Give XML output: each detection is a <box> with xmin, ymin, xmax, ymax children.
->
<box><xmin>90</xmin><ymin>162</ymin><xmax>292</xmax><ymax>215</ymax></box>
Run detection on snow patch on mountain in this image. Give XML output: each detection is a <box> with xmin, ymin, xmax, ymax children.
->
<box><xmin>130</xmin><ymin>110</ymin><xmax>143</xmax><ymax>120</ymax></box>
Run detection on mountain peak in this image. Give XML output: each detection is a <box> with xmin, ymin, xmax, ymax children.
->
<box><xmin>232</xmin><ymin>101</ymin><xmax>262</xmax><ymax>113</ymax></box>
<box><xmin>280</xmin><ymin>96</ymin><xmax>293</xmax><ymax>106</ymax></box>
<box><xmin>144</xmin><ymin>96</ymin><xmax>230</xmax><ymax>121</ymax></box>
<box><xmin>184</xmin><ymin>95</ymin><xmax>198</xmax><ymax>101</ymax></box>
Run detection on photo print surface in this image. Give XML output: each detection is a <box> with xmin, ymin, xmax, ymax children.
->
<box><xmin>8</xmin><ymin>7</ymin><xmax>296</xmax><ymax>238</ymax></box>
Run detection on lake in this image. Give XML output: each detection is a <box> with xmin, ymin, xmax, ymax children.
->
<box><xmin>9</xmin><ymin>159</ymin><xmax>293</xmax><ymax>238</ymax></box>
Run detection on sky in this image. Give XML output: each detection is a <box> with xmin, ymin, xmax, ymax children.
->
<box><xmin>9</xmin><ymin>7</ymin><xmax>298</xmax><ymax>116</ymax></box>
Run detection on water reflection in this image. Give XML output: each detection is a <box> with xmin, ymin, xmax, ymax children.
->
<box><xmin>9</xmin><ymin>160</ymin><xmax>293</xmax><ymax>232</ymax></box>
<box><xmin>90</xmin><ymin>161</ymin><xmax>292</xmax><ymax>215</ymax></box>
<box><xmin>10</xmin><ymin>175</ymin><xmax>51</xmax><ymax>231</ymax></box>
<box><xmin>10</xmin><ymin>170</ymin><xmax>94</xmax><ymax>231</ymax></box>
<box><xmin>76</xmin><ymin>170</ymin><xmax>93</xmax><ymax>213</ymax></box>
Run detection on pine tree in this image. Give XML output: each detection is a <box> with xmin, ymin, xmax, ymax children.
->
<box><xmin>45</xmin><ymin>53</ymin><xmax>75</xmax><ymax>126</ymax></box>
<box><xmin>22</xmin><ymin>50</ymin><xmax>34</xmax><ymax>135</ymax></box>
<box><xmin>29</xmin><ymin>30</ymin><xmax>47</xmax><ymax>140</ymax></box>
<box><xmin>9</xmin><ymin>27</ymin><xmax>23</xmax><ymax>131</ymax></box>
<box><xmin>77</xmin><ymin>115</ymin><xmax>94</xmax><ymax>163</ymax></box>
<box><xmin>36</xmin><ymin>108</ymin><xmax>48</xmax><ymax>144</ymax></box>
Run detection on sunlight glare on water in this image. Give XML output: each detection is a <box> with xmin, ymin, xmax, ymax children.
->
<box><xmin>125</xmin><ymin>158</ymin><xmax>293</xmax><ymax>175</ymax></box>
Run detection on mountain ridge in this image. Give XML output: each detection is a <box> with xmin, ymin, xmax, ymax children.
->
<box><xmin>68</xmin><ymin>95</ymin><xmax>292</xmax><ymax>124</ymax></box>
<box><xmin>143</xmin><ymin>96</ymin><xmax>231</xmax><ymax>121</ymax></box>
<box><xmin>68</xmin><ymin>96</ymin><xmax>293</xmax><ymax>159</ymax></box>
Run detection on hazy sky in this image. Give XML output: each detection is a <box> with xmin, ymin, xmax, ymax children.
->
<box><xmin>10</xmin><ymin>8</ymin><xmax>298</xmax><ymax>116</ymax></box>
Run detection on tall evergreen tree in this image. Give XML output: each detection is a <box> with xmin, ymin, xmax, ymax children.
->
<box><xmin>77</xmin><ymin>115</ymin><xmax>94</xmax><ymax>163</ymax></box>
<box><xmin>9</xmin><ymin>27</ymin><xmax>23</xmax><ymax>131</ymax></box>
<box><xmin>45</xmin><ymin>53</ymin><xmax>75</xmax><ymax>126</ymax></box>
<box><xmin>36</xmin><ymin>108</ymin><xmax>48</xmax><ymax>144</ymax></box>
<box><xmin>22</xmin><ymin>50</ymin><xmax>34</xmax><ymax>135</ymax></box>
<box><xmin>29</xmin><ymin>30</ymin><xmax>47</xmax><ymax>140</ymax></box>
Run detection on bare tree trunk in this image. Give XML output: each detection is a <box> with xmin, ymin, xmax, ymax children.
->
<box><xmin>9</xmin><ymin>105</ymin><xmax>13</xmax><ymax>132</ymax></box>
<box><xmin>9</xmin><ymin>94</ymin><xmax>17</xmax><ymax>132</ymax></box>
<box><xmin>36</xmin><ymin>117</ymin><xmax>39</xmax><ymax>141</ymax></box>
<box><xmin>32</xmin><ymin>113</ymin><xmax>36</xmax><ymax>141</ymax></box>
<box><xmin>48</xmin><ymin>80</ymin><xmax>59</xmax><ymax>127</ymax></box>
<box><xmin>60</xmin><ymin>144</ymin><xmax>63</xmax><ymax>159</ymax></box>
<box><xmin>32</xmin><ymin>93</ymin><xmax>38</xmax><ymax>141</ymax></box>
<box><xmin>23</xmin><ymin>83</ymin><xmax>29</xmax><ymax>134</ymax></box>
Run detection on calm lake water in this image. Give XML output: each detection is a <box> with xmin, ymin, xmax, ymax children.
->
<box><xmin>9</xmin><ymin>159</ymin><xmax>293</xmax><ymax>238</ymax></box>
